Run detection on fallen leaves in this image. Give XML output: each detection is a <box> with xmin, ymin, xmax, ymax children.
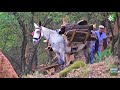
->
<box><xmin>22</xmin><ymin>56</ymin><xmax>120</xmax><ymax>78</ymax></box>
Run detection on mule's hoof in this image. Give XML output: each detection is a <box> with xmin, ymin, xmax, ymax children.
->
<box><xmin>60</xmin><ymin>65</ymin><xmax>65</xmax><ymax>70</ymax></box>
<box><xmin>70</xmin><ymin>61</ymin><xmax>74</xmax><ymax>64</ymax></box>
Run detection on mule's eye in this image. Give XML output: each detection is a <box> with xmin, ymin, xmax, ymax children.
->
<box><xmin>36</xmin><ymin>31</ymin><xmax>40</xmax><ymax>34</ymax></box>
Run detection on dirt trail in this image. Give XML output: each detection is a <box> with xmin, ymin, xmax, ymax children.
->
<box><xmin>25</xmin><ymin>56</ymin><xmax>120</xmax><ymax>78</ymax></box>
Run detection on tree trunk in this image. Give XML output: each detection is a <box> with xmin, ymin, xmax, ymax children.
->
<box><xmin>117</xmin><ymin>12</ymin><xmax>120</xmax><ymax>63</ymax></box>
<box><xmin>112</xmin><ymin>13</ymin><xmax>119</xmax><ymax>56</ymax></box>
<box><xmin>21</xmin><ymin>28</ymin><xmax>27</xmax><ymax>73</ymax></box>
<box><xmin>25</xmin><ymin>12</ymin><xmax>39</xmax><ymax>74</ymax></box>
<box><xmin>13</xmin><ymin>13</ymin><xmax>27</xmax><ymax>73</ymax></box>
<box><xmin>118</xmin><ymin>33</ymin><xmax>120</xmax><ymax>62</ymax></box>
<box><xmin>13</xmin><ymin>12</ymin><xmax>39</xmax><ymax>74</ymax></box>
<box><xmin>109</xmin><ymin>19</ymin><xmax>114</xmax><ymax>54</ymax></box>
<box><xmin>25</xmin><ymin>44</ymin><xmax>38</xmax><ymax>74</ymax></box>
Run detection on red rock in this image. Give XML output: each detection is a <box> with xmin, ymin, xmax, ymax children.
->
<box><xmin>0</xmin><ymin>51</ymin><xmax>18</xmax><ymax>78</ymax></box>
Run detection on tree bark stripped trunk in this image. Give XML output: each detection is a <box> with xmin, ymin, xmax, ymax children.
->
<box><xmin>13</xmin><ymin>13</ymin><xmax>27</xmax><ymax>73</ymax></box>
<box><xmin>13</xmin><ymin>12</ymin><xmax>38</xmax><ymax>74</ymax></box>
<box><xmin>104</xmin><ymin>13</ymin><xmax>114</xmax><ymax>53</ymax></box>
<box><xmin>118</xmin><ymin>29</ymin><xmax>120</xmax><ymax>62</ymax></box>
<box><xmin>117</xmin><ymin>13</ymin><xmax>120</xmax><ymax>63</ymax></box>
<box><xmin>25</xmin><ymin>12</ymin><xmax>39</xmax><ymax>74</ymax></box>
<box><xmin>112</xmin><ymin>13</ymin><xmax>119</xmax><ymax>56</ymax></box>
<box><xmin>21</xmin><ymin>28</ymin><xmax>27</xmax><ymax>73</ymax></box>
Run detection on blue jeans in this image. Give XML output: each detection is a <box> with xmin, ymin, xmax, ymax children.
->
<box><xmin>86</xmin><ymin>42</ymin><xmax>95</xmax><ymax>64</ymax></box>
<box><xmin>88</xmin><ymin>51</ymin><xmax>94</xmax><ymax>64</ymax></box>
<box><xmin>97</xmin><ymin>46</ymin><xmax>102</xmax><ymax>61</ymax></box>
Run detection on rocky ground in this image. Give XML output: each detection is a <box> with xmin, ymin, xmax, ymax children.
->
<box><xmin>24</xmin><ymin>56</ymin><xmax>120</xmax><ymax>78</ymax></box>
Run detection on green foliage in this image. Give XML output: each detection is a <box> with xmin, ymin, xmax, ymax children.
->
<box><xmin>94</xmin><ymin>45</ymin><xmax>112</xmax><ymax>63</ymax></box>
<box><xmin>59</xmin><ymin>60</ymin><xmax>86</xmax><ymax>77</ymax></box>
<box><xmin>0</xmin><ymin>12</ymin><xmax>22</xmax><ymax>52</ymax></box>
<box><xmin>101</xmin><ymin>46</ymin><xmax>112</xmax><ymax>58</ymax></box>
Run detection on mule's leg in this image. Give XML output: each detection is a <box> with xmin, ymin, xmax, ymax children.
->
<box><xmin>65</xmin><ymin>54</ymin><xmax>74</xmax><ymax>66</ymax></box>
<box><xmin>65</xmin><ymin>54</ymin><xmax>70</xmax><ymax>66</ymax></box>
<box><xmin>46</xmin><ymin>50</ymin><xmax>51</xmax><ymax>65</ymax></box>
<box><xmin>61</xmin><ymin>52</ymin><xmax>65</xmax><ymax>64</ymax></box>
<box><xmin>51</xmin><ymin>53</ymin><xmax>57</xmax><ymax>64</ymax></box>
<box><xmin>84</xmin><ymin>48</ymin><xmax>89</xmax><ymax>64</ymax></box>
<box><xmin>56</xmin><ymin>53</ymin><xmax>65</xmax><ymax>65</ymax></box>
<box><xmin>48</xmin><ymin>51</ymin><xmax>55</xmax><ymax>64</ymax></box>
<box><xmin>59</xmin><ymin>51</ymin><xmax>65</xmax><ymax>69</ymax></box>
<box><xmin>56</xmin><ymin>53</ymin><xmax>61</xmax><ymax>64</ymax></box>
<box><xmin>69</xmin><ymin>54</ymin><xmax>75</xmax><ymax>64</ymax></box>
<box><xmin>55</xmin><ymin>51</ymin><xmax>65</xmax><ymax>70</ymax></box>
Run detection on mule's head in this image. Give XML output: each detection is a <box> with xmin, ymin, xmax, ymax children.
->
<box><xmin>32</xmin><ymin>22</ymin><xmax>43</xmax><ymax>45</ymax></box>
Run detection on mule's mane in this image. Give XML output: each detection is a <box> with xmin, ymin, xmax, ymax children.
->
<box><xmin>41</xmin><ymin>26</ymin><xmax>57</xmax><ymax>33</ymax></box>
<box><xmin>41</xmin><ymin>26</ymin><xmax>60</xmax><ymax>42</ymax></box>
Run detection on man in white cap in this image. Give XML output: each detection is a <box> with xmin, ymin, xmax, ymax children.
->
<box><xmin>94</xmin><ymin>25</ymin><xmax>107</xmax><ymax>62</ymax></box>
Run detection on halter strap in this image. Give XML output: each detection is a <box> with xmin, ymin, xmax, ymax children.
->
<box><xmin>33</xmin><ymin>38</ymin><xmax>39</xmax><ymax>40</ymax></box>
<box><xmin>35</xmin><ymin>27</ymin><xmax>41</xmax><ymax>29</ymax></box>
<box><xmin>33</xmin><ymin>27</ymin><xmax>41</xmax><ymax>40</ymax></box>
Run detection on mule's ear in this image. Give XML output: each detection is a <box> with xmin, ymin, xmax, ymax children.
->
<box><xmin>39</xmin><ymin>21</ymin><xmax>41</xmax><ymax>26</ymax></box>
<box><xmin>34</xmin><ymin>23</ymin><xmax>39</xmax><ymax>28</ymax></box>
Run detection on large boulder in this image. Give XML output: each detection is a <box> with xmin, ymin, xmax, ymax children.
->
<box><xmin>0</xmin><ymin>51</ymin><xmax>18</xmax><ymax>78</ymax></box>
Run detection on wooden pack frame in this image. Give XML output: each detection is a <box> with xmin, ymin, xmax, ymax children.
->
<box><xmin>63</xmin><ymin>24</ymin><xmax>91</xmax><ymax>43</ymax></box>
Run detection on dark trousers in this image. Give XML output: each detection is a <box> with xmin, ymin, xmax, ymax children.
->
<box><xmin>86</xmin><ymin>51</ymin><xmax>94</xmax><ymax>64</ymax></box>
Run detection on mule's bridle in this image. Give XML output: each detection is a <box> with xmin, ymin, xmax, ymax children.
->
<box><xmin>33</xmin><ymin>27</ymin><xmax>41</xmax><ymax>40</ymax></box>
